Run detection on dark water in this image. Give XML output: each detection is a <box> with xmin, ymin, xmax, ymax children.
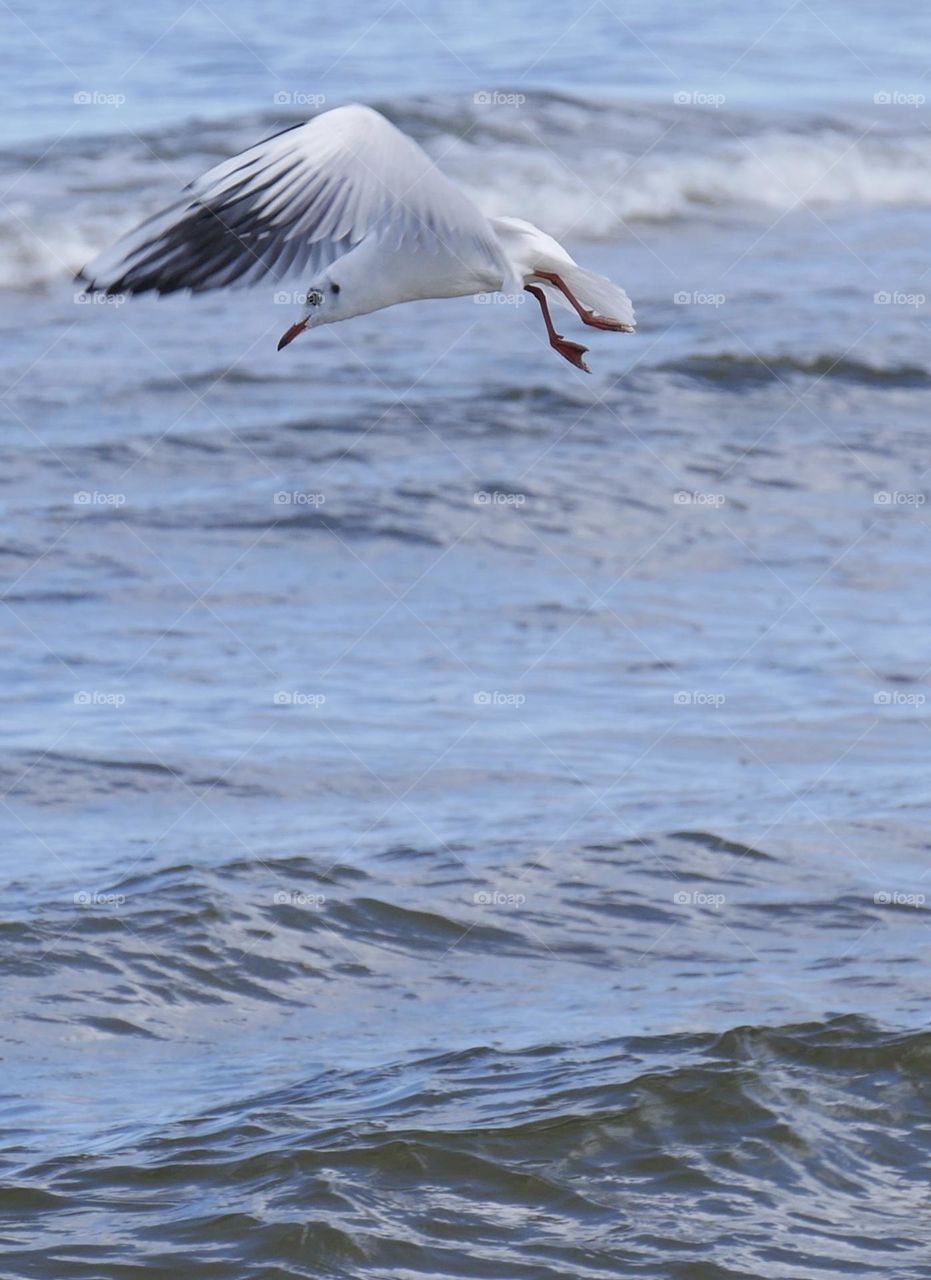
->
<box><xmin>3</xmin><ymin>3</ymin><xmax>931</xmax><ymax>1276</ymax></box>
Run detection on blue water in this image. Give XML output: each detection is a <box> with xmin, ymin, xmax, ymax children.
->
<box><xmin>3</xmin><ymin>0</ymin><xmax>931</xmax><ymax>145</ymax></box>
<box><xmin>2</xmin><ymin>3</ymin><xmax>931</xmax><ymax>1277</ymax></box>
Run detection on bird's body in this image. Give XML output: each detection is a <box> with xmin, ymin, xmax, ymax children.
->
<box><xmin>79</xmin><ymin>104</ymin><xmax>635</xmax><ymax>371</ymax></box>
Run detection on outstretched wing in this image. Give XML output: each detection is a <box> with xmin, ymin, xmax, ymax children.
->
<box><xmin>78</xmin><ymin>104</ymin><xmax>507</xmax><ymax>296</ymax></box>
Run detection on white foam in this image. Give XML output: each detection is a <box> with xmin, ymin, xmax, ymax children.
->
<box><xmin>445</xmin><ymin>127</ymin><xmax>931</xmax><ymax>239</ymax></box>
<box><xmin>4</xmin><ymin>113</ymin><xmax>931</xmax><ymax>288</ymax></box>
<box><xmin>0</xmin><ymin>204</ymin><xmax>110</xmax><ymax>290</ymax></box>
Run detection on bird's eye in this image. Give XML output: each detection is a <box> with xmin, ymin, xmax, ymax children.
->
<box><xmin>331</xmin><ymin>282</ymin><xmax>341</xmax><ymax>295</ymax></box>
<box><xmin>307</xmin><ymin>289</ymin><xmax>324</xmax><ymax>307</ymax></box>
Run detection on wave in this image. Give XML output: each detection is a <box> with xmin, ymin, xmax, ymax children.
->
<box><xmin>7</xmin><ymin>1017</ymin><xmax>930</xmax><ymax>1278</ymax></box>
<box><xmin>4</xmin><ymin>92</ymin><xmax>931</xmax><ymax>288</ymax></box>
<box><xmin>656</xmin><ymin>352</ymin><xmax>931</xmax><ymax>388</ymax></box>
<box><xmin>449</xmin><ymin>120</ymin><xmax>931</xmax><ymax>238</ymax></box>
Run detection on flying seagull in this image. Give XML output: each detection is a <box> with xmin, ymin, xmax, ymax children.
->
<box><xmin>78</xmin><ymin>104</ymin><xmax>635</xmax><ymax>372</ymax></box>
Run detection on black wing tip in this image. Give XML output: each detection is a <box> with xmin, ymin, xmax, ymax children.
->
<box><xmin>74</xmin><ymin>268</ymin><xmax>167</xmax><ymax>299</ymax></box>
<box><xmin>74</xmin><ymin>268</ymin><xmax>114</xmax><ymax>296</ymax></box>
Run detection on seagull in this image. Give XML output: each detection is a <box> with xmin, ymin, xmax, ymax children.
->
<box><xmin>78</xmin><ymin>104</ymin><xmax>635</xmax><ymax>372</ymax></box>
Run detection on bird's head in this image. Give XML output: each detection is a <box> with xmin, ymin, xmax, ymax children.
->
<box><xmin>277</xmin><ymin>280</ymin><xmax>343</xmax><ymax>350</ymax></box>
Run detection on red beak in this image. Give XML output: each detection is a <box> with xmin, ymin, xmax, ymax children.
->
<box><xmin>277</xmin><ymin>320</ymin><xmax>307</xmax><ymax>351</ymax></box>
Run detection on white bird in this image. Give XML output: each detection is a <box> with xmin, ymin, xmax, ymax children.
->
<box><xmin>79</xmin><ymin>104</ymin><xmax>635</xmax><ymax>372</ymax></box>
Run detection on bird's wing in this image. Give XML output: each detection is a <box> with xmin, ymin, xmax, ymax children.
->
<box><xmin>79</xmin><ymin>104</ymin><xmax>509</xmax><ymax>296</ymax></box>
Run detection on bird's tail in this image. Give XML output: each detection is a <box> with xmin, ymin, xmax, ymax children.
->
<box><xmin>490</xmin><ymin>215</ymin><xmax>636</xmax><ymax>330</ymax></box>
<box><xmin>542</xmin><ymin>262</ymin><xmax>636</xmax><ymax>332</ymax></box>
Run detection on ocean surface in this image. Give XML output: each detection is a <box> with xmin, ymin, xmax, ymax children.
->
<box><xmin>2</xmin><ymin>3</ymin><xmax>931</xmax><ymax>1276</ymax></box>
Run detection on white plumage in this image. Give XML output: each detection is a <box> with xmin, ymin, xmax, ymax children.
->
<box><xmin>79</xmin><ymin>104</ymin><xmax>636</xmax><ymax>371</ymax></box>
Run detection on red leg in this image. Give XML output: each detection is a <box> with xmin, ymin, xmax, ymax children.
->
<box><xmin>525</xmin><ymin>285</ymin><xmax>590</xmax><ymax>372</ymax></box>
<box><xmin>533</xmin><ymin>269</ymin><xmax>633</xmax><ymax>332</ymax></box>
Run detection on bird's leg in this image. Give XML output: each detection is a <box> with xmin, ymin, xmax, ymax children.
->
<box><xmin>525</xmin><ymin>285</ymin><xmax>590</xmax><ymax>372</ymax></box>
<box><xmin>533</xmin><ymin>269</ymin><xmax>632</xmax><ymax>332</ymax></box>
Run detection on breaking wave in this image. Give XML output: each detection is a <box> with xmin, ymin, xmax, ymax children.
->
<box><xmin>4</xmin><ymin>92</ymin><xmax>931</xmax><ymax>288</ymax></box>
